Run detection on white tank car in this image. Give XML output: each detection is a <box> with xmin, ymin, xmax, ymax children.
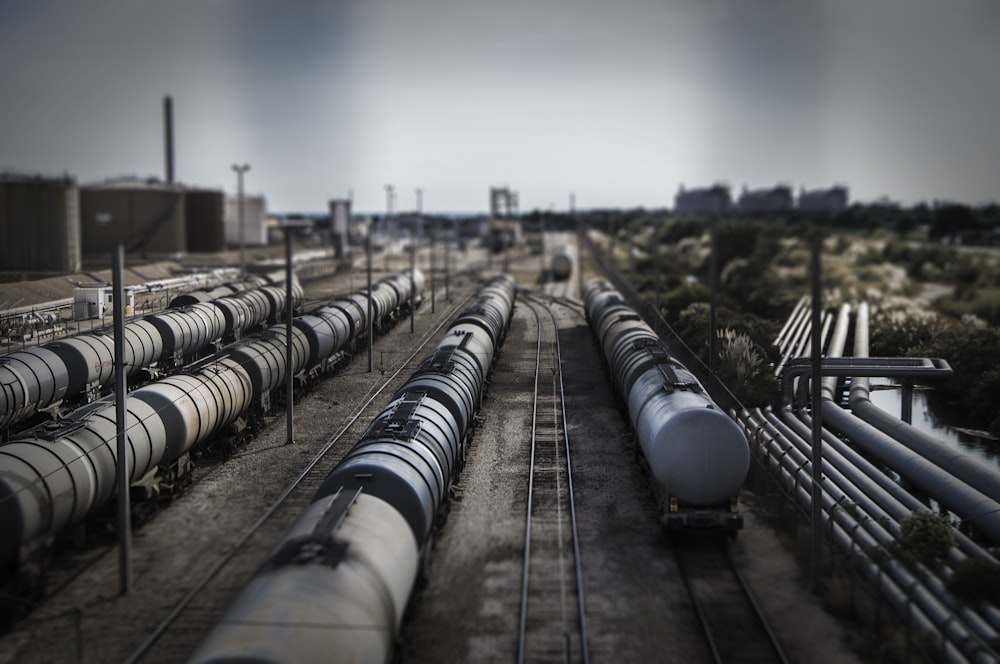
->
<box><xmin>583</xmin><ymin>278</ymin><xmax>749</xmax><ymax>531</ymax></box>
<box><xmin>189</xmin><ymin>491</ymin><xmax>419</xmax><ymax>664</ymax></box>
<box><xmin>627</xmin><ymin>356</ymin><xmax>750</xmax><ymax>506</ymax></box>
<box><xmin>550</xmin><ymin>245</ymin><xmax>574</xmax><ymax>281</ymax></box>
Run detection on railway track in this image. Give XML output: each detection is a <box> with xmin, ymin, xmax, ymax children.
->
<box><xmin>0</xmin><ymin>281</ymin><xmax>416</xmax><ymax>636</ymax></box>
<box><xmin>125</xmin><ymin>292</ymin><xmax>475</xmax><ymax>662</ymax></box>
<box><xmin>675</xmin><ymin>537</ymin><xmax>789</xmax><ymax>664</ymax></box>
<box><xmin>517</xmin><ymin>292</ymin><xmax>589</xmax><ymax>664</ymax></box>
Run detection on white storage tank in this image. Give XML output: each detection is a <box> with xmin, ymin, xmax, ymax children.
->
<box><xmin>0</xmin><ymin>174</ymin><xmax>81</xmax><ymax>273</ymax></box>
<box><xmin>225</xmin><ymin>193</ymin><xmax>268</xmax><ymax>247</ymax></box>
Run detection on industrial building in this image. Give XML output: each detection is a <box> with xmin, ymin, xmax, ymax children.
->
<box><xmin>798</xmin><ymin>185</ymin><xmax>849</xmax><ymax>212</ymax></box>
<box><xmin>738</xmin><ymin>184</ymin><xmax>794</xmax><ymax>212</ymax></box>
<box><xmin>674</xmin><ymin>183</ymin><xmax>732</xmax><ymax>214</ymax></box>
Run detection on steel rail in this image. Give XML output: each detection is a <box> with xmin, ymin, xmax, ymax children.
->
<box><xmin>517</xmin><ymin>292</ymin><xmax>590</xmax><ymax>664</ymax></box>
<box><xmin>674</xmin><ymin>538</ymin><xmax>789</xmax><ymax>664</ymax></box>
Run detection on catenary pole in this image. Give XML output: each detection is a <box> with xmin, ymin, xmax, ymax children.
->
<box><xmin>113</xmin><ymin>242</ymin><xmax>131</xmax><ymax>595</ymax></box>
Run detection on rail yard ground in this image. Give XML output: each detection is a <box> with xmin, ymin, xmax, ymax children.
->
<box><xmin>0</xmin><ymin>239</ymin><xmax>861</xmax><ymax>663</ymax></box>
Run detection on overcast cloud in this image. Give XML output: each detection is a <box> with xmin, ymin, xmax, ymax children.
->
<box><xmin>0</xmin><ymin>0</ymin><xmax>997</xmax><ymax>212</ymax></box>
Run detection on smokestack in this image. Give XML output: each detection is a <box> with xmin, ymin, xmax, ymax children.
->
<box><xmin>164</xmin><ymin>95</ymin><xmax>174</xmax><ymax>184</ymax></box>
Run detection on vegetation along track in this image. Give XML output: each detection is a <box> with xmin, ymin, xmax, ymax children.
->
<box><xmin>125</xmin><ymin>291</ymin><xmax>476</xmax><ymax>663</ymax></box>
<box><xmin>675</xmin><ymin>536</ymin><xmax>789</xmax><ymax>664</ymax></box>
<box><xmin>517</xmin><ymin>291</ymin><xmax>590</xmax><ymax>664</ymax></box>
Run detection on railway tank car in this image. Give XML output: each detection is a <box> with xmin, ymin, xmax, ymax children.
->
<box><xmin>190</xmin><ymin>274</ymin><xmax>516</xmax><ymax>664</ymax></box>
<box><xmin>0</xmin><ymin>270</ymin><xmax>423</xmax><ymax>596</ymax></box>
<box><xmin>583</xmin><ymin>279</ymin><xmax>749</xmax><ymax>531</ymax></box>
<box><xmin>0</xmin><ymin>276</ymin><xmax>303</xmax><ymax>438</ymax></box>
<box><xmin>550</xmin><ymin>244</ymin><xmax>574</xmax><ymax>281</ymax></box>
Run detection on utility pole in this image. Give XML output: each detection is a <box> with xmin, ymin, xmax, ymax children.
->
<box><xmin>410</xmin><ymin>240</ymin><xmax>416</xmax><ymax>333</ymax></box>
<box><xmin>284</xmin><ymin>222</ymin><xmax>296</xmax><ymax>445</ymax></box>
<box><xmin>709</xmin><ymin>217</ymin><xmax>718</xmax><ymax>374</ymax></box>
<box><xmin>573</xmin><ymin>193</ymin><xmax>583</xmax><ymax>297</ymax></box>
<box><xmin>446</xmin><ymin>219</ymin><xmax>452</xmax><ymax>301</ymax></box>
<box><xmin>384</xmin><ymin>184</ymin><xmax>394</xmax><ymax>273</ymax></box>
<box><xmin>112</xmin><ymin>242</ymin><xmax>131</xmax><ymax>595</ymax></box>
<box><xmin>810</xmin><ymin>231</ymin><xmax>824</xmax><ymax>591</ymax></box>
<box><xmin>366</xmin><ymin>224</ymin><xmax>373</xmax><ymax>373</ymax></box>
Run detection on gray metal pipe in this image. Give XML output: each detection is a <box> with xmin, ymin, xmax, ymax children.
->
<box><xmin>764</xmin><ymin>408</ymin><xmax>1000</xmax><ymax>639</ymax></box>
<box><xmin>778</xmin><ymin>302</ymin><xmax>1000</xmax><ymax>539</ymax></box>
<box><xmin>744</xmin><ymin>410</ymin><xmax>997</xmax><ymax>662</ymax></box>
<box><xmin>772</xmin><ymin>300</ymin><xmax>1000</xmax><ymax>639</ymax></box>
<box><xmin>852</xmin><ymin>302</ymin><xmax>1000</xmax><ymax>505</ymax></box>
<box><xmin>788</xmin><ymin>409</ymin><xmax>995</xmax><ymax>563</ymax></box>
<box><xmin>820</xmin><ymin>402</ymin><xmax>1000</xmax><ymax>542</ymax></box>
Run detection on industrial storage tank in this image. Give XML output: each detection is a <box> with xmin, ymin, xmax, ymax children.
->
<box><xmin>0</xmin><ymin>174</ymin><xmax>81</xmax><ymax>273</ymax></box>
<box><xmin>184</xmin><ymin>188</ymin><xmax>225</xmax><ymax>253</ymax></box>
<box><xmin>225</xmin><ymin>193</ymin><xmax>268</xmax><ymax>247</ymax></box>
<box><xmin>80</xmin><ymin>178</ymin><xmax>186</xmax><ymax>256</ymax></box>
<box><xmin>328</xmin><ymin>198</ymin><xmax>350</xmax><ymax>258</ymax></box>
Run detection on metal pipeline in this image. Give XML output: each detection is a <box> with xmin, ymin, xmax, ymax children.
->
<box><xmin>743</xmin><ymin>409</ymin><xmax>998</xmax><ymax>662</ymax></box>
<box><xmin>744</xmin><ymin>411</ymin><xmax>984</xmax><ymax>662</ymax></box>
<box><xmin>767</xmin><ymin>408</ymin><xmax>1000</xmax><ymax>638</ymax></box>
<box><xmin>851</xmin><ymin>302</ymin><xmax>1000</xmax><ymax>505</ymax></box>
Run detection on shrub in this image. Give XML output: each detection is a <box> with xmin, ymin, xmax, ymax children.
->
<box><xmin>898</xmin><ymin>511</ymin><xmax>955</xmax><ymax>566</ymax></box>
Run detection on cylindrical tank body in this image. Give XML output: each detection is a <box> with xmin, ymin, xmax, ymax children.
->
<box><xmin>45</xmin><ymin>335</ymin><xmax>115</xmax><ymax>396</ymax></box>
<box><xmin>0</xmin><ymin>348</ymin><xmax>70</xmax><ymax>429</ymax></box>
<box><xmin>0</xmin><ymin>175</ymin><xmax>81</xmax><ymax>273</ymax></box>
<box><xmin>195</xmin><ymin>274</ymin><xmax>517</xmax><ymax>661</ymax></box>
<box><xmin>189</xmin><ymin>492</ymin><xmax>418</xmax><ymax>664</ymax></box>
<box><xmin>328</xmin><ymin>298</ymin><xmax>367</xmax><ymax>340</ymax></box>
<box><xmin>628</xmin><ymin>367</ymin><xmax>750</xmax><ymax>505</ymax></box>
<box><xmin>212</xmin><ymin>297</ymin><xmax>253</xmax><ymax>338</ymax></box>
<box><xmin>121</xmin><ymin>318</ymin><xmax>164</xmax><ymax>375</ymax></box>
<box><xmin>185</xmin><ymin>189</ymin><xmax>226</xmax><ymax>253</ymax></box>
<box><xmin>368</xmin><ymin>283</ymin><xmax>397</xmax><ymax>323</ymax></box>
<box><xmin>316</xmin><ymin>404</ymin><xmax>451</xmax><ymax>543</ymax></box>
<box><xmin>130</xmin><ymin>358</ymin><xmax>252</xmax><ymax>463</ymax></box>
<box><xmin>80</xmin><ymin>179</ymin><xmax>186</xmax><ymax>256</ymax></box>
<box><xmin>0</xmin><ymin>396</ymin><xmax>165</xmax><ymax>567</ymax></box>
<box><xmin>404</xmin><ymin>346</ymin><xmax>481</xmax><ymax>432</ymax></box>
<box><xmin>231</xmin><ymin>288</ymin><xmax>273</xmax><ymax>330</ymax></box>
<box><xmin>145</xmin><ymin>304</ymin><xmax>223</xmax><ymax>361</ymax></box>
<box><xmin>225</xmin><ymin>193</ymin><xmax>268</xmax><ymax>247</ymax></box>
<box><xmin>551</xmin><ymin>245</ymin><xmax>573</xmax><ymax>281</ymax></box>
<box><xmin>584</xmin><ymin>278</ymin><xmax>750</xmax><ymax>508</ymax></box>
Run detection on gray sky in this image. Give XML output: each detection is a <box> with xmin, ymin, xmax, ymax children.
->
<box><xmin>1</xmin><ymin>0</ymin><xmax>998</xmax><ymax>213</ymax></box>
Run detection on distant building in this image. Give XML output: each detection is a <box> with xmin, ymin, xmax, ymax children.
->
<box><xmin>798</xmin><ymin>186</ymin><xmax>849</xmax><ymax>212</ymax></box>
<box><xmin>490</xmin><ymin>186</ymin><xmax>519</xmax><ymax>218</ymax></box>
<box><xmin>674</xmin><ymin>184</ymin><xmax>732</xmax><ymax>214</ymax></box>
<box><xmin>738</xmin><ymin>185</ymin><xmax>793</xmax><ymax>213</ymax></box>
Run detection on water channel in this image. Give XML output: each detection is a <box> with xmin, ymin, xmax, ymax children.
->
<box><xmin>867</xmin><ymin>378</ymin><xmax>1000</xmax><ymax>472</ymax></box>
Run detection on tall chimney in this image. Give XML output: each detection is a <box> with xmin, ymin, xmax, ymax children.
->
<box><xmin>164</xmin><ymin>95</ymin><xmax>174</xmax><ymax>184</ymax></box>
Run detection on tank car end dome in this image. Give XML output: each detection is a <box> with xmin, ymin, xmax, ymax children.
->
<box><xmin>642</xmin><ymin>406</ymin><xmax>750</xmax><ymax>506</ymax></box>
